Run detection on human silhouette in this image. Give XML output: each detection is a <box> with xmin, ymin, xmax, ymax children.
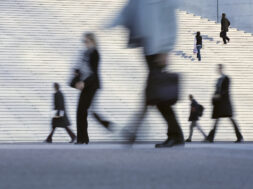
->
<box><xmin>206</xmin><ymin>64</ymin><xmax>243</xmax><ymax>143</ymax></box>
<box><xmin>108</xmin><ymin>0</ymin><xmax>184</xmax><ymax>148</ymax></box>
<box><xmin>221</xmin><ymin>13</ymin><xmax>230</xmax><ymax>44</ymax></box>
<box><xmin>45</xmin><ymin>83</ymin><xmax>76</xmax><ymax>143</ymax></box>
<box><xmin>185</xmin><ymin>95</ymin><xmax>207</xmax><ymax>142</ymax></box>
<box><xmin>73</xmin><ymin>32</ymin><xmax>111</xmax><ymax>144</ymax></box>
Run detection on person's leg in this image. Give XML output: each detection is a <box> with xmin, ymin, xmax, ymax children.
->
<box><xmin>197</xmin><ymin>46</ymin><xmax>201</xmax><ymax>61</ymax></box>
<box><xmin>206</xmin><ymin>119</ymin><xmax>219</xmax><ymax>142</ymax></box>
<box><xmin>65</xmin><ymin>127</ymin><xmax>76</xmax><ymax>142</ymax></box>
<box><xmin>230</xmin><ymin>118</ymin><xmax>243</xmax><ymax>142</ymax></box>
<box><xmin>45</xmin><ymin>128</ymin><xmax>56</xmax><ymax>143</ymax></box>
<box><xmin>186</xmin><ymin>121</ymin><xmax>195</xmax><ymax>142</ymax></box>
<box><xmin>195</xmin><ymin>122</ymin><xmax>207</xmax><ymax>138</ymax></box>
<box><xmin>76</xmin><ymin>88</ymin><xmax>94</xmax><ymax>144</ymax></box>
<box><xmin>156</xmin><ymin>103</ymin><xmax>184</xmax><ymax>143</ymax></box>
<box><xmin>92</xmin><ymin>112</ymin><xmax>111</xmax><ymax>129</ymax></box>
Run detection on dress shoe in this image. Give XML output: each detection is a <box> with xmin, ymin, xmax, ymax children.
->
<box><xmin>155</xmin><ymin>138</ymin><xmax>184</xmax><ymax>148</ymax></box>
<box><xmin>235</xmin><ymin>138</ymin><xmax>243</xmax><ymax>143</ymax></box>
<box><xmin>69</xmin><ymin>136</ymin><xmax>76</xmax><ymax>143</ymax></box>
<box><xmin>44</xmin><ymin>139</ymin><xmax>52</xmax><ymax>143</ymax></box>
<box><xmin>185</xmin><ymin>139</ymin><xmax>192</xmax><ymax>143</ymax></box>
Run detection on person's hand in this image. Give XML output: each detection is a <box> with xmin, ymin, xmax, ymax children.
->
<box><xmin>75</xmin><ymin>81</ymin><xmax>85</xmax><ymax>90</ymax></box>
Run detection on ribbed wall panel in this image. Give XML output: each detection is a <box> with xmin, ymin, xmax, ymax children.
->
<box><xmin>0</xmin><ymin>0</ymin><xmax>253</xmax><ymax>142</ymax></box>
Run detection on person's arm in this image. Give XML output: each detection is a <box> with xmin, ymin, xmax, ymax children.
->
<box><xmin>84</xmin><ymin>50</ymin><xmax>99</xmax><ymax>87</ymax></box>
<box><xmin>220</xmin><ymin>77</ymin><xmax>229</xmax><ymax>97</ymax></box>
<box><xmin>54</xmin><ymin>93</ymin><xmax>65</xmax><ymax>118</ymax></box>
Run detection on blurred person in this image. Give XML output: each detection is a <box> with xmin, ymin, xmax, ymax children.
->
<box><xmin>45</xmin><ymin>83</ymin><xmax>76</xmax><ymax>143</ymax></box>
<box><xmin>220</xmin><ymin>13</ymin><xmax>230</xmax><ymax>44</ymax></box>
<box><xmin>108</xmin><ymin>0</ymin><xmax>184</xmax><ymax>148</ymax></box>
<box><xmin>195</xmin><ymin>31</ymin><xmax>202</xmax><ymax>61</ymax></box>
<box><xmin>73</xmin><ymin>32</ymin><xmax>111</xmax><ymax>144</ymax></box>
<box><xmin>206</xmin><ymin>64</ymin><xmax>243</xmax><ymax>143</ymax></box>
<box><xmin>185</xmin><ymin>95</ymin><xmax>206</xmax><ymax>142</ymax></box>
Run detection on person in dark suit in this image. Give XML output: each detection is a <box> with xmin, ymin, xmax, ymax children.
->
<box><xmin>185</xmin><ymin>95</ymin><xmax>207</xmax><ymax>142</ymax></box>
<box><xmin>221</xmin><ymin>13</ymin><xmax>230</xmax><ymax>44</ymax></box>
<box><xmin>45</xmin><ymin>83</ymin><xmax>76</xmax><ymax>143</ymax></box>
<box><xmin>206</xmin><ymin>64</ymin><xmax>243</xmax><ymax>143</ymax></box>
<box><xmin>195</xmin><ymin>31</ymin><xmax>202</xmax><ymax>61</ymax></box>
<box><xmin>74</xmin><ymin>32</ymin><xmax>111</xmax><ymax>144</ymax></box>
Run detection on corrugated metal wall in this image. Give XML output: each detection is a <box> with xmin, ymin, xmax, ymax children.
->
<box><xmin>0</xmin><ymin>0</ymin><xmax>253</xmax><ymax>142</ymax></box>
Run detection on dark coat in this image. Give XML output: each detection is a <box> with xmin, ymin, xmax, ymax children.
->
<box><xmin>84</xmin><ymin>48</ymin><xmax>100</xmax><ymax>89</ymax></box>
<box><xmin>189</xmin><ymin>99</ymin><xmax>199</xmax><ymax>121</ymax></box>
<box><xmin>212</xmin><ymin>75</ymin><xmax>233</xmax><ymax>119</ymax></box>
<box><xmin>52</xmin><ymin>91</ymin><xmax>70</xmax><ymax>128</ymax></box>
<box><xmin>221</xmin><ymin>17</ymin><xmax>230</xmax><ymax>32</ymax></box>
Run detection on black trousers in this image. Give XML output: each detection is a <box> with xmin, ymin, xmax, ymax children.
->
<box><xmin>76</xmin><ymin>85</ymin><xmax>108</xmax><ymax>144</ymax></box>
<box><xmin>76</xmin><ymin>85</ymin><xmax>97</xmax><ymax>143</ymax></box>
<box><xmin>207</xmin><ymin>118</ymin><xmax>243</xmax><ymax>141</ymax></box>
<box><xmin>222</xmin><ymin>31</ymin><xmax>230</xmax><ymax>44</ymax></box>
<box><xmin>146</xmin><ymin>55</ymin><xmax>184</xmax><ymax>141</ymax></box>
<box><xmin>156</xmin><ymin>102</ymin><xmax>184</xmax><ymax>140</ymax></box>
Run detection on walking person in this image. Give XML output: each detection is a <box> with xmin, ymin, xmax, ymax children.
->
<box><xmin>206</xmin><ymin>64</ymin><xmax>243</xmax><ymax>143</ymax></box>
<box><xmin>195</xmin><ymin>31</ymin><xmax>202</xmax><ymax>61</ymax></box>
<box><xmin>220</xmin><ymin>13</ymin><xmax>230</xmax><ymax>44</ymax></box>
<box><xmin>73</xmin><ymin>32</ymin><xmax>111</xmax><ymax>144</ymax></box>
<box><xmin>108</xmin><ymin>0</ymin><xmax>184</xmax><ymax>147</ymax></box>
<box><xmin>45</xmin><ymin>83</ymin><xmax>76</xmax><ymax>143</ymax></box>
<box><xmin>185</xmin><ymin>95</ymin><xmax>207</xmax><ymax>142</ymax></box>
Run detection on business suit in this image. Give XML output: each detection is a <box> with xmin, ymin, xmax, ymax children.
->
<box><xmin>46</xmin><ymin>91</ymin><xmax>76</xmax><ymax>143</ymax></box>
<box><xmin>207</xmin><ymin>75</ymin><xmax>243</xmax><ymax>142</ymax></box>
<box><xmin>76</xmin><ymin>48</ymin><xmax>110</xmax><ymax>144</ymax></box>
<box><xmin>221</xmin><ymin>17</ymin><xmax>230</xmax><ymax>44</ymax></box>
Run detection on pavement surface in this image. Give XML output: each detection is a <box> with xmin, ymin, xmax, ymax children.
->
<box><xmin>0</xmin><ymin>143</ymin><xmax>253</xmax><ymax>189</ymax></box>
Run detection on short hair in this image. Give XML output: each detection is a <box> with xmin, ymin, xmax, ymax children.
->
<box><xmin>222</xmin><ymin>13</ymin><xmax>226</xmax><ymax>17</ymax></box>
<box><xmin>54</xmin><ymin>83</ymin><xmax>60</xmax><ymax>90</ymax></box>
<box><xmin>218</xmin><ymin>64</ymin><xmax>223</xmax><ymax>69</ymax></box>
<box><xmin>189</xmin><ymin>94</ymin><xmax>193</xmax><ymax>99</ymax></box>
<box><xmin>84</xmin><ymin>32</ymin><xmax>97</xmax><ymax>47</ymax></box>
<box><xmin>196</xmin><ymin>31</ymin><xmax>200</xmax><ymax>36</ymax></box>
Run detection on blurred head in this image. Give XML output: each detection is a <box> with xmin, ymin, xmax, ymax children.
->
<box><xmin>217</xmin><ymin>64</ymin><xmax>224</xmax><ymax>75</ymax></box>
<box><xmin>222</xmin><ymin>13</ymin><xmax>226</xmax><ymax>18</ymax></box>
<box><xmin>189</xmin><ymin>94</ymin><xmax>193</xmax><ymax>101</ymax></box>
<box><xmin>83</xmin><ymin>32</ymin><xmax>97</xmax><ymax>49</ymax></box>
<box><xmin>196</xmin><ymin>31</ymin><xmax>200</xmax><ymax>37</ymax></box>
<box><xmin>54</xmin><ymin>83</ymin><xmax>60</xmax><ymax>92</ymax></box>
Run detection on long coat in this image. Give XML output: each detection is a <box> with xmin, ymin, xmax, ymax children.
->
<box><xmin>221</xmin><ymin>17</ymin><xmax>230</xmax><ymax>32</ymax></box>
<box><xmin>52</xmin><ymin>91</ymin><xmax>70</xmax><ymax>128</ymax></box>
<box><xmin>212</xmin><ymin>75</ymin><xmax>233</xmax><ymax>119</ymax></box>
<box><xmin>107</xmin><ymin>0</ymin><xmax>178</xmax><ymax>55</ymax></box>
<box><xmin>189</xmin><ymin>99</ymin><xmax>199</xmax><ymax>121</ymax></box>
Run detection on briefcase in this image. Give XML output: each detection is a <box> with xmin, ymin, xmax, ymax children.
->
<box><xmin>145</xmin><ymin>71</ymin><xmax>180</xmax><ymax>106</ymax></box>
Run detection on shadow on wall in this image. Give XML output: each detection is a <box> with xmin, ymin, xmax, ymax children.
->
<box><xmin>178</xmin><ymin>0</ymin><xmax>253</xmax><ymax>34</ymax></box>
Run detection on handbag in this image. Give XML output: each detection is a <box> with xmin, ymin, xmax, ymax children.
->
<box><xmin>52</xmin><ymin>117</ymin><xmax>68</xmax><ymax>128</ymax></box>
<box><xmin>145</xmin><ymin>71</ymin><xmax>180</xmax><ymax>106</ymax></box>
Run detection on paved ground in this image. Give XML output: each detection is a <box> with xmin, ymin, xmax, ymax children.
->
<box><xmin>0</xmin><ymin>143</ymin><xmax>253</xmax><ymax>189</ymax></box>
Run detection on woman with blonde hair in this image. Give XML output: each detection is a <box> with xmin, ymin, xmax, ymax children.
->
<box><xmin>73</xmin><ymin>32</ymin><xmax>111</xmax><ymax>144</ymax></box>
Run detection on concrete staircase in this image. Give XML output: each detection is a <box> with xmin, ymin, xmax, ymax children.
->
<box><xmin>0</xmin><ymin>0</ymin><xmax>252</xmax><ymax>142</ymax></box>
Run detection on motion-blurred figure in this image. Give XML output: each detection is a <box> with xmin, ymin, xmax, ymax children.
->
<box><xmin>220</xmin><ymin>13</ymin><xmax>230</xmax><ymax>44</ymax></box>
<box><xmin>108</xmin><ymin>0</ymin><xmax>184</xmax><ymax>147</ymax></box>
<box><xmin>206</xmin><ymin>64</ymin><xmax>243</xmax><ymax>143</ymax></box>
<box><xmin>45</xmin><ymin>83</ymin><xmax>76</xmax><ymax>143</ymax></box>
<box><xmin>185</xmin><ymin>95</ymin><xmax>206</xmax><ymax>142</ymax></box>
<box><xmin>73</xmin><ymin>32</ymin><xmax>111</xmax><ymax>144</ymax></box>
